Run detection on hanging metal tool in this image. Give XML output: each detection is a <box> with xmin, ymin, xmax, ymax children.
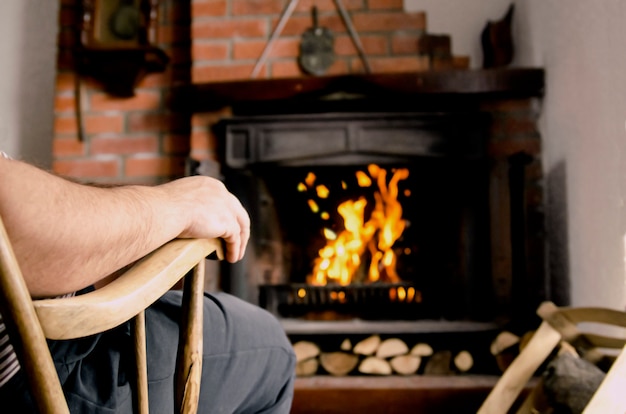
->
<box><xmin>298</xmin><ymin>6</ymin><xmax>336</xmax><ymax>76</ymax></box>
<box><xmin>250</xmin><ymin>0</ymin><xmax>371</xmax><ymax>78</ymax></box>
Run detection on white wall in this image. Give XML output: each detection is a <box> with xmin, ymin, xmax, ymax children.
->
<box><xmin>406</xmin><ymin>0</ymin><xmax>626</xmax><ymax>309</ymax></box>
<box><xmin>0</xmin><ymin>1</ymin><xmax>59</xmax><ymax>168</ymax></box>
<box><xmin>405</xmin><ymin>0</ymin><xmax>515</xmax><ymax>69</ymax></box>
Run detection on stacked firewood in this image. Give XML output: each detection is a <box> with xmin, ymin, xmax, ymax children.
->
<box><xmin>293</xmin><ymin>334</ymin><xmax>474</xmax><ymax>376</ymax></box>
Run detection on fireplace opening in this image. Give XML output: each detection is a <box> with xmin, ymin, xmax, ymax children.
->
<box><xmin>207</xmin><ymin>110</ymin><xmax>530</xmax><ymax>326</ymax></box>
<box><xmin>256</xmin><ymin>158</ymin><xmax>493</xmax><ymax>323</ymax></box>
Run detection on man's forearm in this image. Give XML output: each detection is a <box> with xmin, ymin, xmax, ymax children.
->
<box><xmin>0</xmin><ymin>157</ymin><xmax>186</xmax><ymax>297</ymax></box>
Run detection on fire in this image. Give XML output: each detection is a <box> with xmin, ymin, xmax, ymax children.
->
<box><xmin>299</xmin><ymin>164</ymin><xmax>409</xmax><ymax>286</ymax></box>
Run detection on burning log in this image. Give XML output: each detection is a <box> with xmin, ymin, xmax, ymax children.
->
<box><xmin>390</xmin><ymin>354</ymin><xmax>421</xmax><ymax>375</ymax></box>
<box><xmin>359</xmin><ymin>356</ymin><xmax>392</xmax><ymax>375</ymax></box>
<box><xmin>320</xmin><ymin>352</ymin><xmax>359</xmax><ymax>376</ymax></box>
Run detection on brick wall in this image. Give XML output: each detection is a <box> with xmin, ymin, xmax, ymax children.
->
<box><xmin>53</xmin><ymin>0</ymin><xmax>471</xmax><ymax>183</ymax></box>
<box><xmin>54</xmin><ymin>0</ymin><xmax>193</xmax><ymax>184</ymax></box>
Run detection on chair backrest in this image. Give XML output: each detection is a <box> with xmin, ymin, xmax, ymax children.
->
<box><xmin>478</xmin><ymin>301</ymin><xmax>626</xmax><ymax>414</ymax></box>
<box><xmin>0</xmin><ymin>214</ymin><xmax>222</xmax><ymax>414</ymax></box>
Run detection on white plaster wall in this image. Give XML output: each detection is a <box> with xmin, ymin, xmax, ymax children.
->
<box><xmin>406</xmin><ymin>0</ymin><xmax>626</xmax><ymax>309</ymax></box>
<box><xmin>405</xmin><ymin>0</ymin><xmax>514</xmax><ymax>68</ymax></box>
<box><xmin>514</xmin><ymin>0</ymin><xmax>626</xmax><ymax>309</ymax></box>
<box><xmin>0</xmin><ymin>1</ymin><xmax>59</xmax><ymax>167</ymax></box>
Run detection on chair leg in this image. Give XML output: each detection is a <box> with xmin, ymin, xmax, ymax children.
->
<box><xmin>134</xmin><ymin>311</ymin><xmax>149</xmax><ymax>414</ymax></box>
<box><xmin>0</xmin><ymin>221</ymin><xmax>69</xmax><ymax>414</ymax></box>
<box><xmin>176</xmin><ymin>259</ymin><xmax>205</xmax><ymax>414</ymax></box>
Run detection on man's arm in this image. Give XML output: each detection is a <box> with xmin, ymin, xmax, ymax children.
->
<box><xmin>0</xmin><ymin>156</ymin><xmax>249</xmax><ymax>298</ymax></box>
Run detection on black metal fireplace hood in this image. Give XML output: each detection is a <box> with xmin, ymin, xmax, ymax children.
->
<box><xmin>216</xmin><ymin>111</ymin><xmax>490</xmax><ymax>169</ymax></box>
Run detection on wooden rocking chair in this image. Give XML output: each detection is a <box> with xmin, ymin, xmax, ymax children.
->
<box><xmin>0</xmin><ymin>214</ymin><xmax>223</xmax><ymax>413</ymax></box>
<box><xmin>478</xmin><ymin>301</ymin><xmax>626</xmax><ymax>414</ymax></box>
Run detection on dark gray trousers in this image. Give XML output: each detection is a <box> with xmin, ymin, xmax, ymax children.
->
<box><xmin>4</xmin><ymin>291</ymin><xmax>296</xmax><ymax>413</ymax></box>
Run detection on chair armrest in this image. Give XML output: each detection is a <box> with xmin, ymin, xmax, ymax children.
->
<box><xmin>33</xmin><ymin>238</ymin><xmax>223</xmax><ymax>340</ymax></box>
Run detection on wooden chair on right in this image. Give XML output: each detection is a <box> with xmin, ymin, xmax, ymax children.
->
<box><xmin>478</xmin><ymin>301</ymin><xmax>626</xmax><ymax>414</ymax></box>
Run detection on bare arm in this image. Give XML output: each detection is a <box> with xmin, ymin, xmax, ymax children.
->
<box><xmin>0</xmin><ymin>156</ymin><xmax>250</xmax><ymax>297</ymax></box>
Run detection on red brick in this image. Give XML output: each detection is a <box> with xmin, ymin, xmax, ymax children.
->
<box><xmin>192</xmin><ymin>63</ymin><xmax>259</xmax><ymax>82</ymax></box>
<box><xmin>192</xmin><ymin>41</ymin><xmax>229</xmax><ymax>61</ymax></box>
<box><xmin>89</xmin><ymin>91</ymin><xmax>161</xmax><ymax>112</ymax></box>
<box><xmin>55</xmin><ymin>72</ymin><xmax>76</xmax><ymax>92</ymax></box>
<box><xmin>295</xmin><ymin>0</ymin><xmax>364</xmax><ymax>13</ymax></box>
<box><xmin>191</xmin><ymin>130</ymin><xmax>217</xmax><ymax>151</ymax></box>
<box><xmin>90</xmin><ymin>136</ymin><xmax>159</xmax><ymax>155</ymax></box>
<box><xmin>269</xmin><ymin>60</ymin><xmax>303</xmax><ymax>78</ymax></box>
<box><xmin>124</xmin><ymin>156</ymin><xmax>187</xmax><ymax>178</ymax></box>
<box><xmin>127</xmin><ymin>112</ymin><xmax>189</xmax><ymax>134</ymax></box>
<box><xmin>53</xmin><ymin>137</ymin><xmax>84</xmax><ymax>157</ymax></box>
<box><xmin>233</xmin><ymin>38</ymin><xmax>300</xmax><ymax>60</ymax></box>
<box><xmin>351</xmin><ymin>55</ymin><xmax>429</xmax><ymax>73</ymax></box>
<box><xmin>84</xmin><ymin>115</ymin><xmax>125</xmax><ymax>134</ymax></box>
<box><xmin>232</xmin><ymin>0</ymin><xmax>284</xmax><ymax>16</ymax></box>
<box><xmin>55</xmin><ymin>94</ymin><xmax>75</xmax><ymax>113</ymax></box>
<box><xmin>391</xmin><ymin>34</ymin><xmax>422</xmax><ymax>55</ymax></box>
<box><xmin>352</xmin><ymin>11</ymin><xmax>426</xmax><ymax>32</ymax></box>
<box><xmin>53</xmin><ymin>158</ymin><xmax>120</xmax><ymax>179</ymax></box>
<box><xmin>192</xmin><ymin>19</ymin><xmax>267</xmax><ymax>39</ymax></box>
<box><xmin>280</xmin><ymin>14</ymin><xmax>346</xmax><ymax>36</ymax></box>
<box><xmin>367</xmin><ymin>0</ymin><xmax>403</xmax><ymax>10</ymax></box>
<box><xmin>192</xmin><ymin>0</ymin><xmax>228</xmax><ymax>17</ymax></box>
<box><xmin>54</xmin><ymin>116</ymin><xmax>78</xmax><ymax>135</ymax></box>
<box><xmin>334</xmin><ymin>34</ymin><xmax>389</xmax><ymax>56</ymax></box>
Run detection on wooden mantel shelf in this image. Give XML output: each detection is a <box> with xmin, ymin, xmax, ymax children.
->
<box><xmin>171</xmin><ymin>68</ymin><xmax>544</xmax><ymax>113</ymax></box>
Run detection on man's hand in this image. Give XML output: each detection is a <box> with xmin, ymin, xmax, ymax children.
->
<box><xmin>159</xmin><ymin>176</ymin><xmax>250</xmax><ymax>264</ymax></box>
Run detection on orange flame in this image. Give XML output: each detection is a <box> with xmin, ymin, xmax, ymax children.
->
<box><xmin>307</xmin><ymin>164</ymin><xmax>409</xmax><ymax>286</ymax></box>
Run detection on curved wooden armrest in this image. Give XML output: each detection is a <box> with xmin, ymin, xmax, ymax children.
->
<box><xmin>34</xmin><ymin>238</ymin><xmax>223</xmax><ymax>340</ymax></box>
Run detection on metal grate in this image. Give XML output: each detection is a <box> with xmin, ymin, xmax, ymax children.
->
<box><xmin>259</xmin><ymin>283</ymin><xmax>432</xmax><ymax>320</ymax></box>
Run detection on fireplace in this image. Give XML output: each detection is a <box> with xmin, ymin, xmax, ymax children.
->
<box><xmin>217</xmin><ymin>110</ymin><xmax>495</xmax><ymax>323</ymax></box>
<box><xmin>180</xmin><ymin>69</ymin><xmax>547</xmax><ymax>386</ymax></box>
